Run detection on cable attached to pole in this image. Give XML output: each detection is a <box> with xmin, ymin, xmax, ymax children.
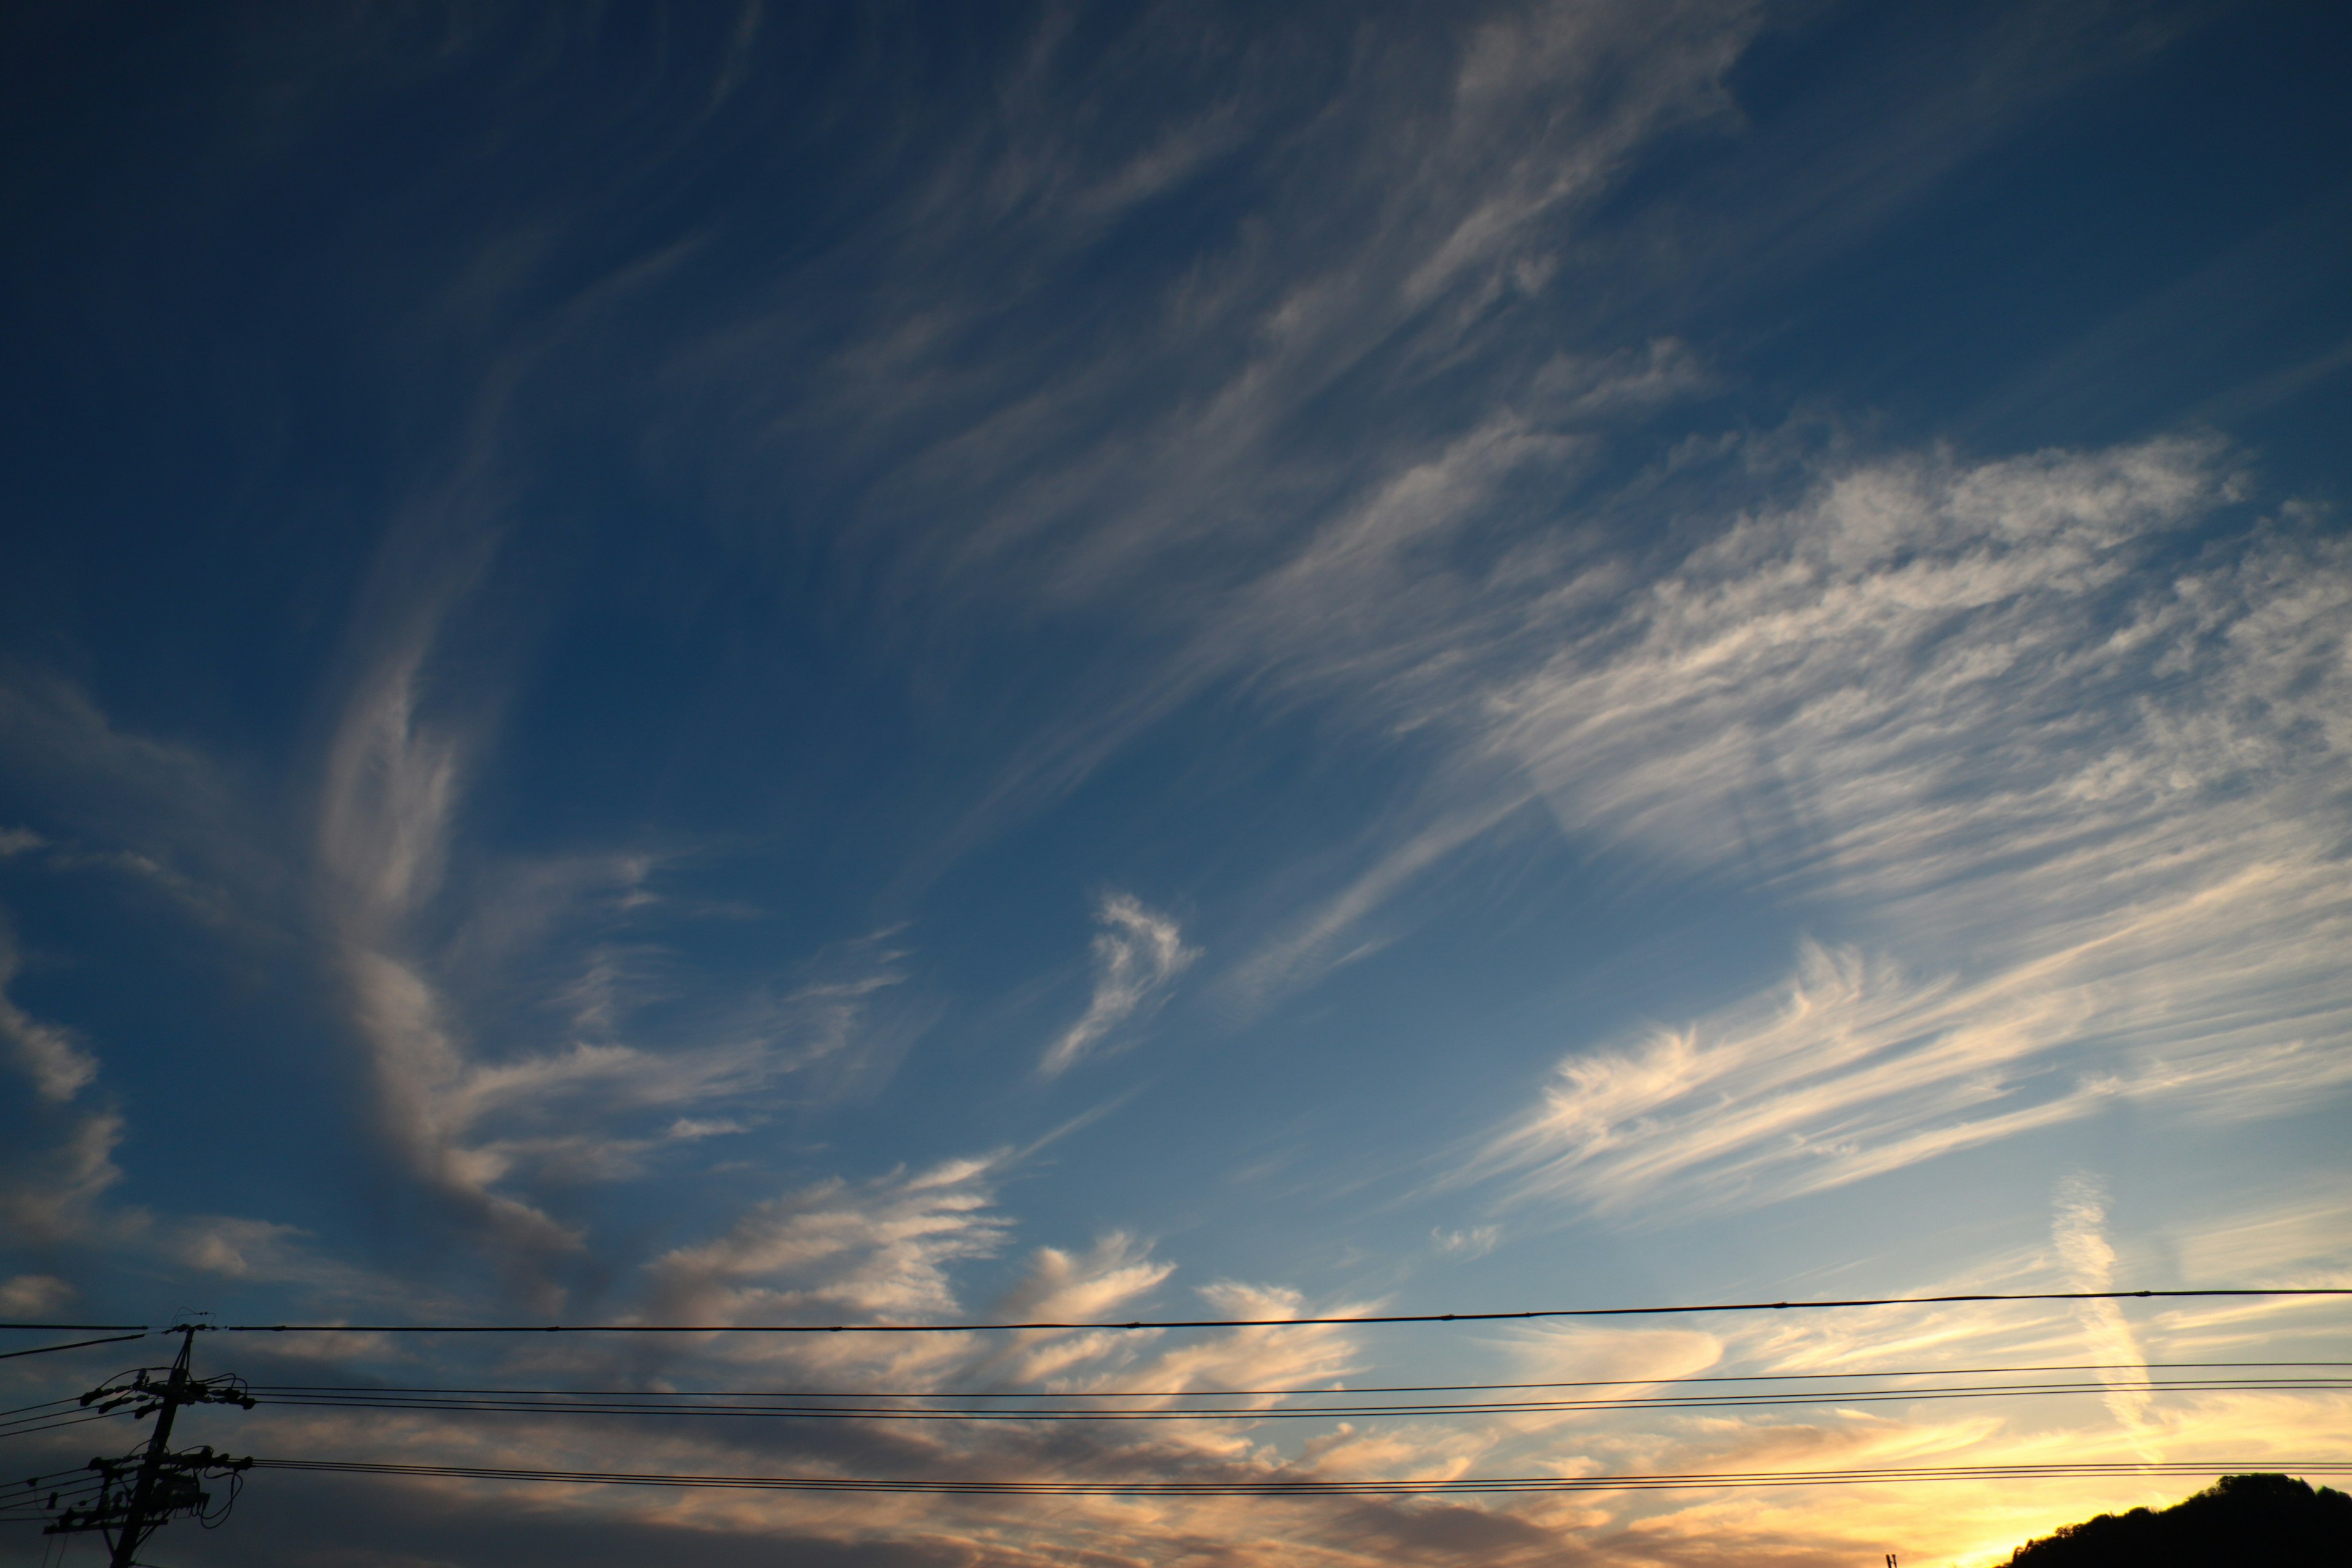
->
<box><xmin>199</xmin><ymin>1286</ymin><xmax>2352</xmax><ymax>1336</ymax></box>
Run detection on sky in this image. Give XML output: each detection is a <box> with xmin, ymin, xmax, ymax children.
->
<box><xmin>1</xmin><ymin>1</ymin><xmax>2348</xmax><ymax>1564</ymax></box>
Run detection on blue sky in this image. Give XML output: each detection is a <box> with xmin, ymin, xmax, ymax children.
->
<box><xmin>2</xmin><ymin>2</ymin><xmax>2348</xmax><ymax>1564</ymax></box>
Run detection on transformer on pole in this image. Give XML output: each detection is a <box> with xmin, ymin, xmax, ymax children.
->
<box><xmin>42</xmin><ymin>1325</ymin><xmax>254</xmax><ymax>1566</ymax></box>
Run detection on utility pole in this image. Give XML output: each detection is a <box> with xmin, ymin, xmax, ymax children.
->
<box><xmin>45</xmin><ymin>1325</ymin><xmax>253</xmax><ymax>1565</ymax></box>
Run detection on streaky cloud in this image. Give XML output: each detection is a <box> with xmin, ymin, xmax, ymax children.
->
<box><xmin>1039</xmin><ymin>891</ymin><xmax>1197</xmax><ymax>1077</ymax></box>
<box><xmin>0</xmin><ymin>927</ymin><xmax>97</xmax><ymax>1102</ymax></box>
<box><xmin>2050</xmin><ymin>1175</ymin><xmax>2155</xmax><ymax>1444</ymax></box>
<box><xmin>643</xmin><ymin>1153</ymin><xmax>1014</xmax><ymax>1325</ymax></box>
<box><xmin>1422</xmin><ymin>435</ymin><xmax>2351</xmax><ymax>1216</ymax></box>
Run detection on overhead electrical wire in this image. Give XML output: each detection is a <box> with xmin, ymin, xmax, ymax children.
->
<box><xmin>242</xmin><ymin>1359</ymin><xmax>2352</xmax><ymax>1401</ymax></box>
<box><xmin>5</xmin><ymin>1466</ymin><xmax>110</xmax><ymax>1490</ymax></box>
<box><xmin>0</xmin><ymin>1477</ymin><xmax>107</xmax><ymax>1526</ymax></box>
<box><xmin>0</xmin><ymin>1334</ymin><xmax>147</xmax><ymax>1362</ymax></box>
<box><xmin>245</xmin><ymin>1457</ymin><xmax>2352</xmax><ymax>1496</ymax></box>
<box><xmin>238</xmin><ymin>1374</ymin><xmax>2352</xmax><ymax>1424</ymax></box>
<box><xmin>7</xmin><ymin>1313</ymin><xmax>2347</xmax><ymax>1526</ymax></box>
<box><xmin>0</xmin><ymin>1477</ymin><xmax>107</xmax><ymax>1501</ymax></box>
<box><xmin>11</xmin><ymin>1361</ymin><xmax>2347</xmax><ymax>1442</ymax></box>
<box><xmin>10</xmin><ymin>1289</ymin><xmax>2346</xmax><ymax>1341</ymax></box>
<box><xmin>7</xmin><ymin>1336</ymin><xmax>2348</xmax><ymax>1524</ymax></box>
<box><xmin>0</xmin><ymin>1396</ymin><xmax>83</xmax><ymax>1423</ymax></box>
<box><xmin>2</xmin><ymin>1485</ymin><xmax>105</xmax><ymax>1506</ymax></box>
<box><xmin>185</xmin><ymin>1286</ymin><xmax>2352</xmax><ymax>1335</ymax></box>
<box><xmin>0</xmin><ymin>1409</ymin><xmax>132</xmax><ymax>1442</ymax></box>
<box><xmin>1</xmin><ymin>1400</ymin><xmax>130</xmax><ymax>1433</ymax></box>
<box><xmin>0</xmin><ymin>1469</ymin><xmax>110</xmax><ymax>1525</ymax></box>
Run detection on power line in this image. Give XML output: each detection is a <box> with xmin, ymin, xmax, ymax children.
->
<box><xmin>0</xmin><ymin>1335</ymin><xmax>149</xmax><ymax>1363</ymax></box>
<box><xmin>0</xmin><ymin>1487</ymin><xmax>107</xmax><ymax>1518</ymax></box>
<box><xmin>240</xmin><ymin>1359</ymin><xmax>2352</xmax><ymax>1401</ymax></box>
<box><xmin>0</xmin><ymin>1397</ymin><xmax>85</xmax><ymax>1422</ymax></box>
<box><xmin>233</xmin><ymin>1376</ymin><xmax>2351</xmax><ymax>1423</ymax></box>
<box><xmin>245</xmin><ymin>1457</ymin><xmax>2352</xmax><ymax>1496</ymax></box>
<box><xmin>0</xmin><ymin>1327</ymin><xmax>146</xmax><ymax>1335</ymax></box>
<box><xmin>0</xmin><ymin>1411</ymin><xmax>131</xmax><ymax>1441</ymax></box>
<box><xmin>0</xmin><ymin>1477</ymin><xmax>106</xmax><ymax>1503</ymax></box>
<box><xmin>0</xmin><ymin>1479</ymin><xmax>108</xmax><ymax>1526</ymax></box>
<box><xmin>9</xmin><ymin>1468</ymin><xmax>113</xmax><ymax>1490</ymax></box>
<box><xmin>194</xmin><ymin>1286</ymin><xmax>2352</xmax><ymax>1335</ymax></box>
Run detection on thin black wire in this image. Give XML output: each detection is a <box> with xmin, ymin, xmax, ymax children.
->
<box><xmin>246</xmin><ymin>1457</ymin><xmax>2352</xmax><ymax>1496</ymax></box>
<box><xmin>244</xmin><ymin>1359</ymin><xmax>2352</xmax><ymax>1401</ymax></box>
<box><xmin>0</xmin><ymin>1409</ymin><xmax>108</xmax><ymax>1436</ymax></box>
<box><xmin>0</xmin><ymin>1400</ymin><xmax>134</xmax><ymax>1429</ymax></box>
<box><xmin>0</xmin><ymin>1412</ymin><xmax>118</xmax><ymax>1438</ymax></box>
<box><xmin>10</xmin><ymin>1466</ymin><xmax>110</xmax><ymax>1488</ymax></box>
<box><xmin>0</xmin><ymin>1482</ymin><xmax>108</xmax><ymax>1505</ymax></box>
<box><xmin>0</xmin><ymin>1412</ymin><xmax>127</xmax><ymax>1442</ymax></box>
<box><xmin>0</xmin><ymin>1327</ymin><xmax>143</xmax><ymax>1335</ymax></box>
<box><xmin>197</xmin><ymin>1466</ymin><xmax>244</xmax><ymax>1529</ymax></box>
<box><xmin>198</xmin><ymin>1286</ymin><xmax>2352</xmax><ymax>1335</ymax></box>
<box><xmin>0</xmin><ymin>1335</ymin><xmax>146</xmax><ymax>1363</ymax></box>
<box><xmin>0</xmin><ymin>1477</ymin><xmax>108</xmax><ymax>1525</ymax></box>
<box><xmin>0</xmin><ymin>1490</ymin><xmax>108</xmax><ymax>1520</ymax></box>
<box><xmin>0</xmin><ymin>1401</ymin><xmax>135</xmax><ymax>1432</ymax></box>
<box><xmin>236</xmin><ymin>1378</ymin><xmax>2352</xmax><ymax>1423</ymax></box>
<box><xmin>0</xmin><ymin>1477</ymin><xmax>106</xmax><ymax>1504</ymax></box>
<box><xmin>0</xmin><ymin>1398</ymin><xmax>83</xmax><ymax>1423</ymax></box>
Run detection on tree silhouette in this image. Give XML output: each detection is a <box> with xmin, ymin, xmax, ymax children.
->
<box><xmin>2007</xmin><ymin>1473</ymin><xmax>2351</xmax><ymax>1566</ymax></box>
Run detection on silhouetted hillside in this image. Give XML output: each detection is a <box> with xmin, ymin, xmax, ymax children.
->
<box><xmin>2007</xmin><ymin>1473</ymin><xmax>2352</xmax><ymax>1566</ymax></box>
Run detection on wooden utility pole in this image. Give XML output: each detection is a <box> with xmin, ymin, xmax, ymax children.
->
<box><xmin>46</xmin><ymin>1325</ymin><xmax>252</xmax><ymax>1564</ymax></box>
<box><xmin>107</xmin><ymin>1325</ymin><xmax>197</xmax><ymax>1568</ymax></box>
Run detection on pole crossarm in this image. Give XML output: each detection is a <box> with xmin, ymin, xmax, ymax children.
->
<box><xmin>39</xmin><ymin>1328</ymin><xmax>255</xmax><ymax>1564</ymax></box>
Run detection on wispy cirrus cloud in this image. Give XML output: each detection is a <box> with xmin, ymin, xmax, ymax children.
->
<box><xmin>0</xmin><ymin>1272</ymin><xmax>72</xmax><ymax>1316</ymax></box>
<box><xmin>1163</xmin><ymin>429</ymin><xmax>2352</xmax><ymax>1218</ymax></box>
<box><xmin>0</xmin><ymin>1108</ymin><xmax>125</xmax><ymax>1244</ymax></box>
<box><xmin>0</xmin><ymin>928</ymin><xmax>97</xmax><ymax>1102</ymax></box>
<box><xmin>1235</xmin><ymin>435</ymin><xmax>2268</xmax><ymax>973</ymax></box>
<box><xmin>2168</xmin><ymin>1187</ymin><xmax>2352</xmax><ymax>1289</ymax></box>
<box><xmin>1474</xmin><ymin>908</ymin><xmax>2352</xmax><ymax>1223</ymax></box>
<box><xmin>0</xmin><ymin>914</ymin><xmax>124</xmax><ymax>1251</ymax></box>
<box><xmin>2051</xmin><ymin>1174</ymin><xmax>2152</xmax><ymax>1440</ymax></box>
<box><xmin>1040</xmin><ymin>892</ymin><xmax>1197</xmax><ymax>1077</ymax></box>
<box><xmin>308</xmin><ymin>534</ymin><xmax>929</xmax><ymax>1276</ymax></box>
<box><xmin>671</xmin><ymin>0</ymin><xmax>1765</xmax><ymax>611</ymax></box>
<box><xmin>1</xmin><ymin>4</ymin><xmax>2340</xmax><ymax>1562</ymax></box>
<box><xmin>643</xmin><ymin>1154</ymin><xmax>1014</xmax><ymax>1327</ymax></box>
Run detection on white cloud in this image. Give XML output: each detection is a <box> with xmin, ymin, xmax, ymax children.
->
<box><xmin>668</xmin><ymin>0</ymin><xmax>1763</xmax><ymax>643</ymax></box>
<box><xmin>1433</xmin><ymin>1224</ymin><xmax>1502</xmax><ymax>1259</ymax></box>
<box><xmin>1272</xmin><ymin>434</ymin><xmax>2352</xmax><ymax>1217</ymax></box>
<box><xmin>0</xmin><ymin>1109</ymin><xmax>125</xmax><ymax>1243</ymax></box>
<box><xmin>0</xmin><ymin>1273</ymin><xmax>72</xmax><ymax>1316</ymax></box>
<box><xmin>311</xmin><ymin>579</ymin><xmax>928</xmax><ymax>1270</ymax></box>
<box><xmin>2051</xmin><ymin>1174</ymin><xmax>2150</xmax><ymax>1438</ymax></box>
<box><xmin>2168</xmin><ymin>1188</ymin><xmax>2352</xmax><ymax>1288</ymax></box>
<box><xmin>0</xmin><ymin>930</ymin><xmax>97</xmax><ymax>1102</ymax></box>
<box><xmin>1477</xmin><ymin>903</ymin><xmax>2352</xmax><ymax>1222</ymax></box>
<box><xmin>0</xmin><ymin>674</ymin><xmax>244</xmax><ymax>858</ymax></box>
<box><xmin>168</xmin><ymin>1215</ymin><xmax>424</xmax><ymax>1306</ymax></box>
<box><xmin>1039</xmin><ymin>891</ymin><xmax>1198</xmax><ymax>1076</ymax></box>
<box><xmin>644</xmin><ymin>1154</ymin><xmax>1012</xmax><ymax>1324</ymax></box>
<box><xmin>994</xmin><ymin>1231</ymin><xmax>1175</xmax><ymax>1323</ymax></box>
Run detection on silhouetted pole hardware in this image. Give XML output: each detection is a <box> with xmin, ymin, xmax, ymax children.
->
<box><xmin>42</xmin><ymin>1325</ymin><xmax>253</xmax><ymax>1566</ymax></box>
